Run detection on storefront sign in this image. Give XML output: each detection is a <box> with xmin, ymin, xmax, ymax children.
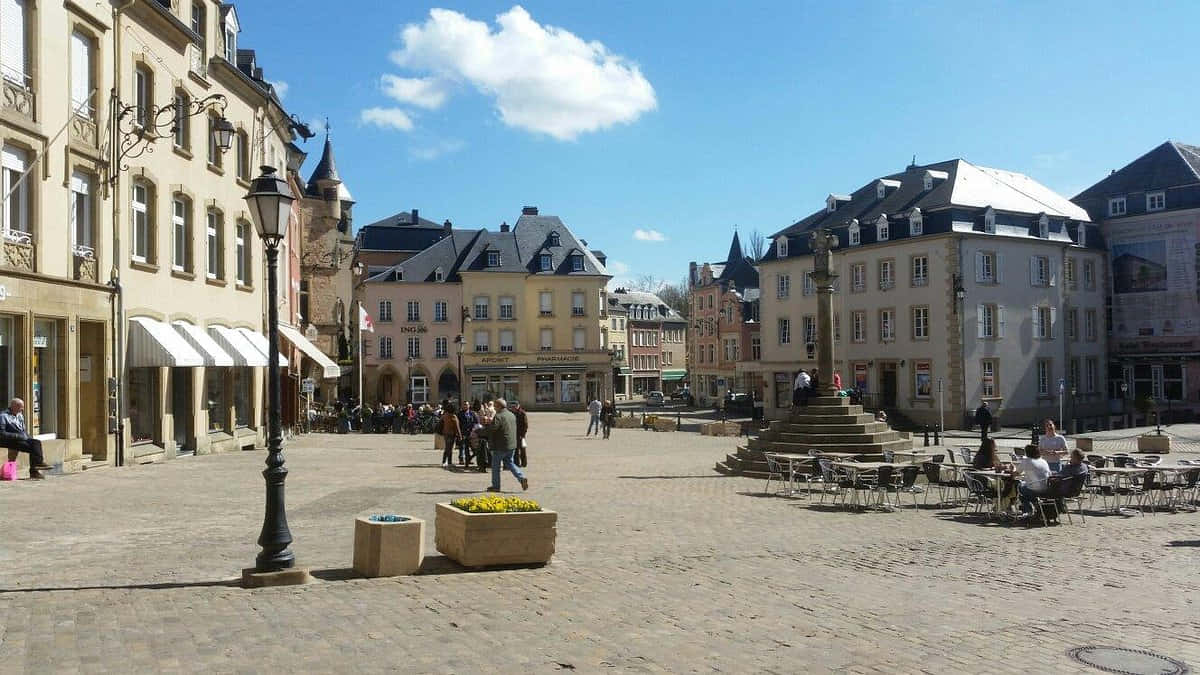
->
<box><xmin>396</xmin><ymin>325</ymin><xmax>429</xmax><ymax>334</ymax></box>
<box><xmin>33</xmin><ymin>335</ymin><xmax>48</xmax><ymax>349</ymax></box>
<box><xmin>914</xmin><ymin>361</ymin><xmax>932</xmax><ymax>398</ymax></box>
<box><xmin>480</xmin><ymin>355</ymin><xmax>512</xmax><ymax>364</ymax></box>
<box><xmin>535</xmin><ymin>354</ymin><xmax>580</xmax><ymax>363</ymax></box>
<box><xmin>301</xmin><ymin>378</ymin><xmax>315</xmax><ymax>394</ymax></box>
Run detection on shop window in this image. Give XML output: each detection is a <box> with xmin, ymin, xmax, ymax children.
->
<box><xmin>502</xmin><ymin>376</ymin><xmax>519</xmax><ymax>403</ymax></box>
<box><xmin>535</xmin><ymin>374</ymin><xmax>555</xmax><ymax>403</ymax></box>
<box><xmin>470</xmin><ymin>375</ymin><xmax>488</xmax><ymax>402</ymax></box>
<box><xmin>205</xmin><ymin>368</ymin><xmax>227</xmax><ymax>431</ymax></box>
<box><xmin>560</xmin><ymin>373</ymin><xmax>581</xmax><ymax>403</ymax></box>
<box><xmin>0</xmin><ymin>315</ymin><xmax>18</xmax><ymax>405</ymax></box>
<box><xmin>30</xmin><ymin>319</ymin><xmax>63</xmax><ymax>436</ymax></box>
<box><xmin>128</xmin><ymin>368</ymin><xmax>159</xmax><ymax>444</ymax></box>
<box><xmin>233</xmin><ymin>368</ymin><xmax>250</xmax><ymax>428</ymax></box>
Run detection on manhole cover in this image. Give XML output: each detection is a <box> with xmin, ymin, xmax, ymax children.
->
<box><xmin>1067</xmin><ymin>646</ymin><xmax>1190</xmax><ymax>675</ymax></box>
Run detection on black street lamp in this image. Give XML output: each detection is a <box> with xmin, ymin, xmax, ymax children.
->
<box><xmin>455</xmin><ymin>334</ymin><xmax>466</xmax><ymax>404</ymax></box>
<box><xmin>406</xmin><ymin>356</ymin><xmax>415</xmax><ymax>404</ymax></box>
<box><xmin>244</xmin><ymin>166</ymin><xmax>296</xmax><ymax>574</ymax></box>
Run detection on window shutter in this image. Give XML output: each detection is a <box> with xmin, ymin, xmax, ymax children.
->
<box><xmin>996</xmin><ymin>253</ymin><xmax>1004</xmax><ymax>284</ymax></box>
<box><xmin>1</xmin><ymin>0</ymin><xmax>26</xmax><ymax>83</ymax></box>
<box><xmin>1031</xmin><ymin>306</ymin><xmax>1040</xmax><ymax>338</ymax></box>
<box><xmin>997</xmin><ymin>305</ymin><xmax>1006</xmax><ymax>338</ymax></box>
<box><xmin>1050</xmin><ymin>306</ymin><xmax>1058</xmax><ymax>338</ymax></box>
<box><xmin>977</xmin><ymin>305</ymin><xmax>985</xmax><ymax>338</ymax></box>
<box><xmin>1048</xmin><ymin>257</ymin><xmax>1057</xmax><ymax>286</ymax></box>
<box><xmin>975</xmin><ymin>252</ymin><xmax>984</xmax><ymax>282</ymax></box>
<box><xmin>1029</xmin><ymin>257</ymin><xmax>1038</xmax><ymax>286</ymax></box>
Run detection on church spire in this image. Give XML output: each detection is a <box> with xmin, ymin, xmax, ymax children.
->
<box><xmin>726</xmin><ymin>230</ymin><xmax>743</xmax><ymax>263</ymax></box>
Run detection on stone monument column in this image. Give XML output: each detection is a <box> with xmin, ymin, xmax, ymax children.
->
<box><xmin>808</xmin><ymin>230</ymin><xmax>839</xmax><ymax>396</ymax></box>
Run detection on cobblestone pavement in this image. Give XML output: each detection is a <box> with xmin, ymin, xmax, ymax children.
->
<box><xmin>2</xmin><ymin>413</ymin><xmax>1200</xmax><ymax>673</ymax></box>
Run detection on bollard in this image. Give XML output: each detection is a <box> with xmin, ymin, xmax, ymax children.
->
<box><xmin>934</xmin><ymin>424</ymin><xmax>941</xmax><ymax>446</ymax></box>
<box><xmin>677</xmin><ymin>410</ymin><xmax>682</xmax><ymax>428</ymax></box>
<box><xmin>923</xmin><ymin>425</ymin><xmax>930</xmax><ymax>447</ymax></box>
<box><xmin>1031</xmin><ymin>426</ymin><xmax>1040</xmax><ymax>446</ymax></box>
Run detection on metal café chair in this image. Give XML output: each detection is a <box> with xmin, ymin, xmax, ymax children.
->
<box><xmin>762</xmin><ymin>452</ymin><xmax>791</xmax><ymax>496</ymax></box>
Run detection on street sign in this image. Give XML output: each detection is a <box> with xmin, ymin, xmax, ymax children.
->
<box><xmin>1058</xmin><ymin>378</ymin><xmax>1065</xmax><ymax>393</ymax></box>
<box><xmin>301</xmin><ymin>378</ymin><xmax>315</xmax><ymax>394</ymax></box>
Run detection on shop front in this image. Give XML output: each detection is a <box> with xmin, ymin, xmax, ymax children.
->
<box><xmin>463</xmin><ymin>351</ymin><xmax>609</xmax><ymax>411</ymax></box>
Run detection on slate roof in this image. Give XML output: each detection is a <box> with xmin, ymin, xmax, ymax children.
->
<box><xmin>305</xmin><ymin>134</ymin><xmax>353</xmax><ymax>202</ymax></box>
<box><xmin>456</xmin><ymin>213</ymin><xmax>609</xmax><ymax>277</ymax></box>
<box><xmin>356</xmin><ymin>210</ymin><xmax>452</xmax><ymax>252</ymax></box>
<box><xmin>1072</xmin><ymin>141</ymin><xmax>1200</xmax><ymax>222</ymax></box>
<box><xmin>365</xmin><ymin>229</ymin><xmax>485</xmax><ymax>284</ymax></box>
<box><xmin>610</xmin><ymin>289</ymin><xmax>683</xmax><ymax>321</ymax></box>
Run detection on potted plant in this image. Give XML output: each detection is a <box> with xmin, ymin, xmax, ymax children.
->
<box><xmin>435</xmin><ymin>495</ymin><xmax>557</xmax><ymax>568</ymax></box>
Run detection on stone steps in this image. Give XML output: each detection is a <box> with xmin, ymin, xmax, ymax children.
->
<box><xmin>777</xmin><ymin>431</ymin><xmax>901</xmax><ymax>444</ymax></box>
<box><xmin>782</xmin><ymin>414</ymin><xmax>877</xmax><ymax>426</ymax></box>
<box><xmin>775</xmin><ymin>422</ymin><xmax>888</xmax><ymax>435</ymax></box>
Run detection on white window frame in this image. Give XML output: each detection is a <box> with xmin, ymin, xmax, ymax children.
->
<box><xmin>778</xmin><ymin>318</ymin><xmax>790</xmax><ymax>345</ymax></box>
<box><xmin>876</xmin><ymin>215</ymin><xmax>889</xmax><ymax>242</ymax></box>
<box><xmin>206</xmin><ymin>210</ymin><xmax>221</xmax><ymax>278</ymax></box>
<box><xmin>912</xmin><ymin>306</ymin><xmax>929</xmax><ymax>340</ymax></box>
<box><xmin>571</xmin><ymin>292</ymin><xmax>585</xmax><ymax>317</ymax></box>
<box><xmin>879</xmin><ymin>259</ymin><xmax>894</xmax><ymax>290</ymax></box>
<box><xmin>539</xmin><ymin>291</ymin><xmax>553</xmax><ymax>316</ymax></box>
<box><xmin>1083</xmin><ymin>260</ymin><xmax>1095</xmax><ymax>289</ymax></box>
<box><xmin>540</xmin><ymin>327</ymin><xmax>553</xmax><ymax>351</ymax></box>
<box><xmin>852</xmin><ymin>311</ymin><xmax>865</xmax><ymax>343</ymax></box>
<box><xmin>1147</xmin><ymin>191</ymin><xmax>1165</xmax><ymax>212</ymax></box>
<box><xmin>910</xmin><ymin>210</ymin><xmax>923</xmax><ymax>236</ymax></box>
<box><xmin>1085</xmin><ymin>309</ymin><xmax>1097</xmax><ymax>341</ymax></box>
<box><xmin>434</xmin><ymin>301</ymin><xmax>448</xmax><ymax>323</ymax></box>
<box><xmin>1037</xmin><ymin>360</ymin><xmax>1050</xmax><ymax>396</ymax></box>
<box><xmin>171</xmin><ymin>197</ymin><xmax>188</xmax><ymax>271</ymax></box>
<box><xmin>879</xmin><ymin>309</ymin><xmax>894</xmax><ymax>342</ymax></box>
<box><xmin>131</xmin><ymin>182</ymin><xmax>149</xmax><ymax>263</ymax></box>
<box><xmin>851</xmin><ymin>263</ymin><xmax>865</xmax><ymax>292</ymax></box>
<box><xmin>499</xmin><ymin>296</ymin><xmax>514</xmax><ymax>320</ymax></box>
<box><xmin>803</xmin><ymin>272</ymin><xmax>814</xmax><ymax>296</ymax></box>
<box><xmin>751</xmin><ymin>335</ymin><xmax>761</xmax><ymax>360</ymax></box>
<box><xmin>539</xmin><ymin>253</ymin><xmax>552</xmax><ymax>271</ymax></box>
<box><xmin>234</xmin><ymin>221</ymin><xmax>246</xmax><ymax>285</ymax></box>
<box><xmin>1086</xmin><ymin>357</ymin><xmax>1097</xmax><ymax>394</ymax></box>
<box><xmin>474</xmin><ymin>296</ymin><xmax>489</xmax><ymax>320</ymax></box>
<box><xmin>474</xmin><ymin>330</ymin><xmax>489</xmax><ymax>353</ymax></box>
<box><xmin>2</xmin><ymin>145</ymin><xmax>30</xmax><ymax>238</ymax></box>
<box><xmin>777</xmin><ymin>274</ymin><xmax>790</xmax><ymax>299</ymax></box>
<box><xmin>71</xmin><ymin>31</ymin><xmax>93</xmax><ymax>118</ymax></box>
<box><xmin>134</xmin><ymin>66</ymin><xmax>151</xmax><ymax>128</ymax></box>
<box><xmin>803</xmin><ymin>315</ymin><xmax>816</xmax><ymax>346</ymax></box>
<box><xmin>487</xmin><ymin>250</ymin><xmax>500</xmax><ymax>267</ymax></box>
<box><xmin>500</xmin><ymin>329</ymin><xmax>515</xmax><ymax>353</ymax></box>
<box><xmin>982</xmin><ymin>359</ymin><xmax>996</xmax><ymax>397</ymax></box>
<box><xmin>571</xmin><ymin>255</ymin><xmax>583</xmax><ymax>272</ymax></box>
<box><xmin>406</xmin><ymin>336</ymin><xmax>420</xmax><ymax>358</ymax></box>
<box><xmin>1</xmin><ymin>0</ymin><xmax>28</xmax><ymax>85</ymax></box>
<box><xmin>378</xmin><ymin>300</ymin><xmax>392</xmax><ymax>323</ymax></box>
<box><xmin>379</xmin><ymin>336</ymin><xmax>392</xmax><ymax>359</ymax></box>
<box><xmin>911</xmin><ymin>255</ymin><xmax>928</xmax><ymax>287</ymax></box>
<box><xmin>1037</xmin><ymin>214</ymin><xmax>1049</xmax><ymax>239</ymax></box>
<box><xmin>435</xmin><ymin>336</ymin><xmax>448</xmax><ymax>359</ymax></box>
<box><xmin>573</xmin><ymin>327</ymin><xmax>586</xmax><ymax>351</ymax></box>
<box><xmin>777</xmin><ymin>236</ymin><xmax>788</xmax><ymax>257</ymax></box>
<box><xmin>848</xmin><ymin>222</ymin><xmax>860</xmax><ymax>246</ymax></box>
<box><xmin>70</xmin><ymin>171</ymin><xmax>93</xmax><ymax>253</ymax></box>
<box><xmin>983</xmin><ymin>208</ymin><xmax>996</xmax><ymax>234</ymax></box>
<box><xmin>1109</xmin><ymin>196</ymin><xmax>1126</xmax><ymax>217</ymax></box>
<box><xmin>406</xmin><ymin>300</ymin><xmax>420</xmax><ymax>322</ymax></box>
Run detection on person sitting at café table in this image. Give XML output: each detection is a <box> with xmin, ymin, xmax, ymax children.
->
<box><xmin>972</xmin><ymin>438</ymin><xmax>1017</xmax><ymax>511</ymax></box>
<box><xmin>1015</xmin><ymin>446</ymin><xmax>1052</xmax><ymax>518</ymax></box>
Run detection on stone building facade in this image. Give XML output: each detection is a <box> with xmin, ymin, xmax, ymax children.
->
<box><xmin>687</xmin><ymin>232</ymin><xmax>760</xmax><ymax>406</ymax></box>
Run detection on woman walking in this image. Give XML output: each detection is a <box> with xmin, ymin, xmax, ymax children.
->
<box><xmin>440</xmin><ymin>403</ymin><xmax>461</xmax><ymax>469</ymax></box>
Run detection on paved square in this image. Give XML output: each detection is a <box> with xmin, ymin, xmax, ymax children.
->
<box><xmin>2</xmin><ymin>413</ymin><xmax>1199</xmax><ymax>673</ymax></box>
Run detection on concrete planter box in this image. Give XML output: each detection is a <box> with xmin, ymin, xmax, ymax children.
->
<box><xmin>434</xmin><ymin>503</ymin><xmax>556</xmax><ymax>568</ymax></box>
<box><xmin>701</xmin><ymin>421</ymin><xmax>741</xmax><ymax>436</ymax></box>
<box><xmin>353</xmin><ymin>516</ymin><xmax>425</xmax><ymax>577</ymax></box>
<box><xmin>1137</xmin><ymin>435</ymin><xmax>1171</xmax><ymax>453</ymax></box>
<box><xmin>651</xmin><ymin>418</ymin><xmax>677</xmax><ymax>432</ymax></box>
<box><xmin>612</xmin><ymin>416</ymin><xmax>641</xmax><ymax>429</ymax></box>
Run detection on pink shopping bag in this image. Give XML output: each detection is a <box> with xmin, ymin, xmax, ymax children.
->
<box><xmin>1</xmin><ymin>461</ymin><xmax>17</xmax><ymax>481</ymax></box>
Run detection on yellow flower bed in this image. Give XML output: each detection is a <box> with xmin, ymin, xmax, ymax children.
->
<box><xmin>450</xmin><ymin>495</ymin><xmax>542</xmax><ymax>513</ymax></box>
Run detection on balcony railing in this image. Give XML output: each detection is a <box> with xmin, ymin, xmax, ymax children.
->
<box><xmin>2</xmin><ymin>230</ymin><xmax>34</xmax><ymax>272</ymax></box>
<box><xmin>1</xmin><ymin>74</ymin><xmax>35</xmax><ymax>121</ymax></box>
<box><xmin>70</xmin><ymin>111</ymin><xmax>98</xmax><ymax>148</ymax></box>
<box><xmin>73</xmin><ymin>245</ymin><xmax>97</xmax><ymax>282</ymax></box>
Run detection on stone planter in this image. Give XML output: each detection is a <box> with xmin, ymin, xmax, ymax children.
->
<box><xmin>434</xmin><ymin>503</ymin><xmax>556</xmax><ymax>568</ymax></box>
<box><xmin>1137</xmin><ymin>434</ymin><xmax>1171</xmax><ymax>453</ymax></box>
<box><xmin>353</xmin><ymin>516</ymin><xmax>425</xmax><ymax>577</ymax></box>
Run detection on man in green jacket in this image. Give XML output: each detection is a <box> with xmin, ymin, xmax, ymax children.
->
<box><xmin>484</xmin><ymin>398</ymin><xmax>529</xmax><ymax>492</ymax></box>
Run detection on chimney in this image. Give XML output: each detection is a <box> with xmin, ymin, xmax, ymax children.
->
<box><xmin>522</xmin><ymin>206</ymin><xmax>538</xmax><ymax>216</ymax></box>
<box><xmin>443</xmin><ymin>219</ymin><xmax>452</xmax><ymax>235</ymax></box>
<box><xmin>580</xmin><ymin>239</ymin><xmax>588</xmax><ymax>247</ymax></box>
<box><xmin>499</xmin><ymin>221</ymin><xmax>510</xmax><ymax>233</ymax></box>
<box><xmin>411</xmin><ymin>208</ymin><xmax>419</xmax><ymax>224</ymax></box>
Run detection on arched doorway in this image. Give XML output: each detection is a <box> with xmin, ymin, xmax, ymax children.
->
<box><xmin>377</xmin><ymin>373</ymin><xmax>397</xmax><ymax>405</ymax></box>
<box><xmin>438</xmin><ymin>369</ymin><xmax>459</xmax><ymax>402</ymax></box>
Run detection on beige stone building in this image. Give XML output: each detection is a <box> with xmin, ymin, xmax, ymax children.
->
<box><xmin>0</xmin><ymin>0</ymin><xmax>317</xmax><ymax>470</ymax></box>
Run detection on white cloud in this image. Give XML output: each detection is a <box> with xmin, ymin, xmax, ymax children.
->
<box><xmin>360</xmin><ymin>107</ymin><xmax>415</xmax><ymax>131</ymax></box>
<box><xmin>268</xmin><ymin>80</ymin><xmax>289</xmax><ymax>99</ymax></box>
<box><xmin>391</xmin><ymin>6</ymin><xmax>656</xmax><ymax>140</ymax></box>
<box><xmin>633</xmin><ymin>228</ymin><xmax>666</xmax><ymax>242</ymax></box>
<box><xmin>409</xmin><ymin>138</ymin><xmax>466</xmax><ymax>161</ymax></box>
<box><xmin>308</xmin><ymin>118</ymin><xmax>328</xmax><ymax>136</ymax></box>
<box><xmin>381</xmin><ymin>75</ymin><xmax>448</xmax><ymax>110</ymax></box>
<box><xmin>607</xmin><ymin>260</ymin><xmax>631</xmax><ymax>276</ymax></box>
<box><xmin>605</xmin><ymin>260</ymin><xmax>635</xmax><ymax>288</ymax></box>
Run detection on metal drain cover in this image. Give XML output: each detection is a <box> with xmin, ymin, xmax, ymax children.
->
<box><xmin>1067</xmin><ymin>646</ymin><xmax>1190</xmax><ymax>675</ymax></box>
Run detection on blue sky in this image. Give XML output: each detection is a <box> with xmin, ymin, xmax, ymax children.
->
<box><xmin>237</xmin><ymin>1</ymin><xmax>1200</xmax><ymax>287</ymax></box>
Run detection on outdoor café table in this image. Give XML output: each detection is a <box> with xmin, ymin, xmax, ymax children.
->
<box><xmin>1091</xmin><ymin>466</ymin><xmax>1152</xmax><ymax>515</ymax></box>
<box><xmin>965</xmin><ymin>469</ymin><xmax>1015</xmax><ymax>517</ymax></box>
<box><xmin>831</xmin><ymin>461</ymin><xmax>901</xmax><ymax>510</ymax></box>
<box><xmin>891</xmin><ymin>450</ymin><xmax>939</xmax><ymax>464</ymax></box>
<box><xmin>815</xmin><ymin>451</ymin><xmax>864</xmax><ymax>459</ymax></box>
<box><xmin>773</xmin><ymin>453</ymin><xmax>817</xmax><ymax>494</ymax></box>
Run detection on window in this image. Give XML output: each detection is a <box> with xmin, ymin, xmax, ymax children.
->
<box><xmin>1086</xmin><ymin>358</ymin><xmax>1097</xmax><ymax>394</ymax></box>
<box><xmin>802</xmin><ymin>271</ymin><xmax>814</xmax><ymax>296</ymax></box>
<box><xmin>983</xmin><ymin>208</ymin><xmax>996</xmax><ymax>234</ymax></box>
<box><xmin>234</xmin><ymin>221</ymin><xmax>249</xmax><ymax>285</ymax></box>
<box><xmin>571</xmin><ymin>255</ymin><xmax>583</xmax><ymax>272</ymax></box>
<box><xmin>473</xmin><ymin>296</ymin><xmax>488</xmax><ymax>320</ymax></box>
<box><xmin>1085</xmin><ymin>309</ymin><xmax>1097</xmax><ymax>341</ymax></box>
<box><xmin>207</xmin><ymin>115</ymin><xmax>222</xmax><ymax>167</ymax></box>
<box><xmin>751</xmin><ymin>335</ymin><xmax>761</xmax><ymax>360</ymax></box>
<box><xmin>500</xmin><ymin>329</ymin><xmax>515</xmax><ymax>353</ymax></box>
<box><xmin>848</xmin><ymin>221</ymin><xmax>860</xmax><ymax>246</ymax></box>
<box><xmin>876</xmin><ymin>215</ymin><xmax>889</xmax><ymax>241</ymax></box>
<box><xmin>299</xmin><ymin>279</ymin><xmax>309</xmax><ymax>323</ymax></box>
<box><xmin>134</xmin><ymin>66</ymin><xmax>151</xmax><ymax>128</ymax></box>
<box><xmin>1064</xmin><ymin>257</ymin><xmax>1076</xmax><ymax>288</ymax></box>
<box><xmin>834</xmin><ymin>312</ymin><xmax>840</xmax><ymax>341</ymax></box>
<box><xmin>539</xmin><ymin>253</ymin><xmax>552</xmax><ymax>271</ymax></box>
<box><xmin>70</xmin><ymin>171</ymin><xmax>93</xmax><ymax>254</ymax></box>
<box><xmin>223</xmin><ymin>15</ymin><xmax>237</xmax><ymax>61</ymax></box>
<box><xmin>879</xmin><ymin>309</ymin><xmax>894</xmax><ymax>342</ymax></box>
<box><xmin>1033</xmin><ymin>306</ymin><xmax>1055</xmax><ymax>339</ymax></box>
<box><xmin>777</xmin><ymin>318</ymin><xmax>790</xmax><ymax>345</ymax></box>
<box><xmin>878</xmin><ymin>259</ymin><xmax>894</xmax><ymax>289</ymax></box>
<box><xmin>204</xmin><ymin>367</ymin><xmax>226</xmax><ymax>432</ymax></box>
<box><xmin>535</xmin><ymin>373</ymin><xmax>555</xmax><ymax>403</ymax></box>
<box><xmin>410</xmin><ymin>375</ymin><xmax>429</xmax><ymax>404</ymax></box>
<box><xmin>803</xmin><ymin>315</ymin><xmax>816</xmax><ymax>346</ymax></box>
<box><xmin>131</xmin><ymin>182</ymin><xmax>150</xmax><ymax>263</ymax></box>
<box><xmin>977</xmin><ymin>304</ymin><xmax>1005</xmax><ymax>339</ymax></box>
<box><xmin>71</xmin><ymin>32</ymin><xmax>93</xmax><ymax>118</ymax></box>
<box><xmin>1</xmin><ymin>0</ymin><xmax>27</xmax><ymax>85</ymax></box>
<box><xmin>406</xmin><ymin>300</ymin><xmax>420</xmax><ymax>322</ymax></box>
<box><xmin>434</xmin><ymin>267</ymin><xmax>444</xmax><ymax>282</ymax></box>
<box><xmin>1069</xmin><ymin>358</ymin><xmax>1080</xmax><ymax>393</ymax></box>
<box><xmin>561</xmin><ymin>373</ymin><xmax>581</xmax><ymax>403</ymax></box>
<box><xmin>571</xmin><ymin>292</ymin><xmax>585</xmax><ymax>316</ymax></box>
<box><xmin>975</xmin><ymin>251</ymin><xmax>998</xmax><ymax>283</ymax></box>
<box><xmin>981</xmin><ymin>360</ymin><xmax>996</xmax><ymax>397</ymax></box>
<box><xmin>777</xmin><ymin>274</ymin><xmax>790</xmax><ymax>299</ymax></box>
<box><xmin>474</xmin><ymin>330</ymin><xmax>489</xmax><ymax>353</ymax></box>
<box><xmin>499</xmin><ymin>296</ymin><xmax>514</xmax><ymax>320</ymax></box>
<box><xmin>1066</xmin><ymin>308</ymin><xmax>1078</xmax><ymax>340</ymax></box>
<box><xmin>1030</xmin><ymin>255</ymin><xmax>1052</xmax><ymax>286</ymax></box>
<box><xmin>539</xmin><ymin>291</ymin><xmax>553</xmax><ymax>316</ymax></box>
<box><xmin>1108</xmin><ymin>197</ymin><xmax>1126</xmax><ymax>217</ymax></box>
<box><xmin>540</xmin><ymin>328</ymin><xmax>553</xmax><ymax>351</ymax></box>
<box><xmin>487</xmin><ymin>250</ymin><xmax>500</xmax><ymax>267</ymax></box>
<box><xmin>851</xmin><ymin>263</ymin><xmax>865</xmax><ymax>292</ymax></box>
<box><xmin>2</xmin><ymin>145</ymin><xmax>29</xmax><ymax>238</ymax></box>
<box><xmin>912</xmin><ymin>306</ymin><xmax>929</xmax><ymax>340</ymax></box>
<box><xmin>1037</xmin><ymin>214</ymin><xmax>1049</xmax><ymax>239</ymax></box>
<box><xmin>434</xmin><ymin>301</ymin><xmax>448</xmax><ymax>323</ymax></box>
<box><xmin>910</xmin><ymin>209</ymin><xmax>923</xmax><ymax>236</ymax></box>
<box><xmin>708</xmin><ymin>344</ymin><xmax>715</xmax><ymax>363</ymax></box>
<box><xmin>406</xmin><ymin>336</ymin><xmax>420</xmax><ymax>358</ymax></box>
<box><xmin>235</xmin><ymin>131</ymin><xmax>249</xmax><ymax>180</ymax></box>
<box><xmin>432</xmin><ymin>336</ymin><xmax>447</xmax><ymax>359</ymax></box>
<box><xmin>191</xmin><ymin>2</ymin><xmax>206</xmax><ymax>42</ymax></box>
<box><xmin>173</xmin><ymin>91</ymin><xmax>190</xmax><ymax>149</ymax></box>
<box><xmin>548</xmin><ymin>232</ymin><xmax>560</xmax><ymax>246</ymax></box>
<box><xmin>907</xmin><ymin>255</ymin><xmax>929</xmax><ymax>287</ymax></box>
<box><xmin>376</xmin><ymin>336</ymin><xmax>391</xmax><ymax>359</ymax></box>
<box><xmin>573</xmin><ymin>327</ymin><xmax>586</xmax><ymax>351</ymax></box>
<box><xmin>378</xmin><ymin>301</ymin><xmax>393</xmax><ymax>322</ymax></box>
<box><xmin>1037</xmin><ymin>360</ymin><xmax>1051</xmax><ymax>396</ymax></box>
<box><xmin>777</xmin><ymin>236</ymin><xmax>788</xmax><ymax>257</ymax></box>
<box><xmin>1146</xmin><ymin>191</ymin><xmax>1165</xmax><ymax>212</ymax></box>
<box><xmin>852</xmin><ymin>311</ymin><xmax>865</xmax><ymax>343</ymax></box>
<box><xmin>206</xmin><ymin>210</ymin><xmax>222</xmax><ymax>278</ymax></box>
<box><xmin>1083</xmin><ymin>260</ymin><xmax>1095</xmax><ymax>289</ymax></box>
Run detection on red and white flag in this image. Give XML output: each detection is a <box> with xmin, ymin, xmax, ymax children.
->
<box><xmin>359</xmin><ymin>304</ymin><xmax>374</xmax><ymax>333</ymax></box>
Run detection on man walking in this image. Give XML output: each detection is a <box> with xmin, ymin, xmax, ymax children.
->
<box><xmin>513</xmin><ymin>401</ymin><xmax>529</xmax><ymax>468</ymax></box>
<box><xmin>974</xmin><ymin>401</ymin><xmax>993</xmax><ymax>442</ymax></box>
<box><xmin>1</xmin><ymin>398</ymin><xmax>52</xmax><ymax>479</ymax></box>
<box><xmin>586</xmin><ymin>397</ymin><xmax>603</xmax><ymax>436</ymax></box>
<box><xmin>457</xmin><ymin>401</ymin><xmax>478</xmax><ymax>467</ymax></box>
<box><xmin>484</xmin><ymin>399</ymin><xmax>528</xmax><ymax>492</ymax></box>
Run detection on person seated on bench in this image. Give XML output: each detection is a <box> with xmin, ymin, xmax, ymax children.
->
<box><xmin>1</xmin><ymin>398</ymin><xmax>52</xmax><ymax>480</ymax></box>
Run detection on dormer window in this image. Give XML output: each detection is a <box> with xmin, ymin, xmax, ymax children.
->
<box><xmin>1147</xmin><ymin>191</ymin><xmax>1165</xmax><ymax>212</ymax></box>
<box><xmin>571</xmin><ymin>254</ymin><xmax>583</xmax><ymax>272</ymax></box>
<box><xmin>923</xmin><ymin>174</ymin><xmax>933</xmax><ymax>191</ymax></box>
<box><xmin>876</xmin><ymin>214</ymin><xmax>889</xmax><ymax>242</ymax></box>
<box><xmin>434</xmin><ymin>267</ymin><xmax>444</xmax><ymax>282</ymax></box>
<box><xmin>876</xmin><ymin>182</ymin><xmax>886</xmax><ymax>200</ymax></box>
<box><xmin>394</xmin><ymin>266</ymin><xmax>403</xmax><ymax>281</ymax></box>
<box><xmin>983</xmin><ymin>207</ymin><xmax>996</xmax><ymax>234</ymax></box>
<box><xmin>539</xmin><ymin>253</ymin><xmax>552</xmax><ymax>271</ymax></box>
<box><xmin>909</xmin><ymin>208</ymin><xmax>923</xmax><ymax>236</ymax></box>
<box><xmin>221</xmin><ymin>6</ymin><xmax>239</xmax><ymax>62</ymax></box>
<box><xmin>776</xmin><ymin>236</ymin><xmax>788</xmax><ymax>258</ymax></box>
<box><xmin>848</xmin><ymin>219</ymin><xmax>860</xmax><ymax>246</ymax></box>
<box><xmin>487</xmin><ymin>250</ymin><xmax>500</xmax><ymax>267</ymax></box>
<box><xmin>1037</xmin><ymin>213</ymin><xmax>1049</xmax><ymax>239</ymax></box>
<box><xmin>1109</xmin><ymin>196</ymin><xmax>1127</xmax><ymax>217</ymax></box>
<box><xmin>548</xmin><ymin>232</ymin><xmax>560</xmax><ymax>246</ymax></box>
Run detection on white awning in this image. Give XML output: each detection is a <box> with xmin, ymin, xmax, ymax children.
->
<box><xmin>172</xmin><ymin>321</ymin><xmax>234</xmax><ymax>367</ymax></box>
<box><xmin>208</xmin><ymin>325</ymin><xmax>268</xmax><ymax>366</ymax></box>
<box><xmin>278</xmin><ymin>324</ymin><xmax>340</xmax><ymax>379</ymax></box>
<box><xmin>237</xmin><ymin>327</ymin><xmax>287</xmax><ymax>367</ymax></box>
<box><xmin>127</xmin><ymin>317</ymin><xmax>204</xmax><ymax>367</ymax></box>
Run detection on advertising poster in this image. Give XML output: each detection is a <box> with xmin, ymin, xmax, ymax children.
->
<box><xmin>1107</xmin><ymin>215</ymin><xmax>1200</xmax><ymax>341</ymax></box>
<box><xmin>914</xmin><ymin>362</ymin><xmax>932</xmax><ymax>398</ymax></box>
<box><xmin>853</xmin><ymin>363</ymin><xmax>868</xmax><ymax>392</ymax></box>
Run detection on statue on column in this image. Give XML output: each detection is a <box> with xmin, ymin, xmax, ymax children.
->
<box><xmin>809</xmin><ymin>230</ymin><xmax>839</xmax><ymax>280</ymax></box>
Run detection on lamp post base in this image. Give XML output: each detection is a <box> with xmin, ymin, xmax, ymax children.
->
<box><xmin>241</xmin><ymin>566</ymin><xmax>312</xmax><ymax>588</ymax></box>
